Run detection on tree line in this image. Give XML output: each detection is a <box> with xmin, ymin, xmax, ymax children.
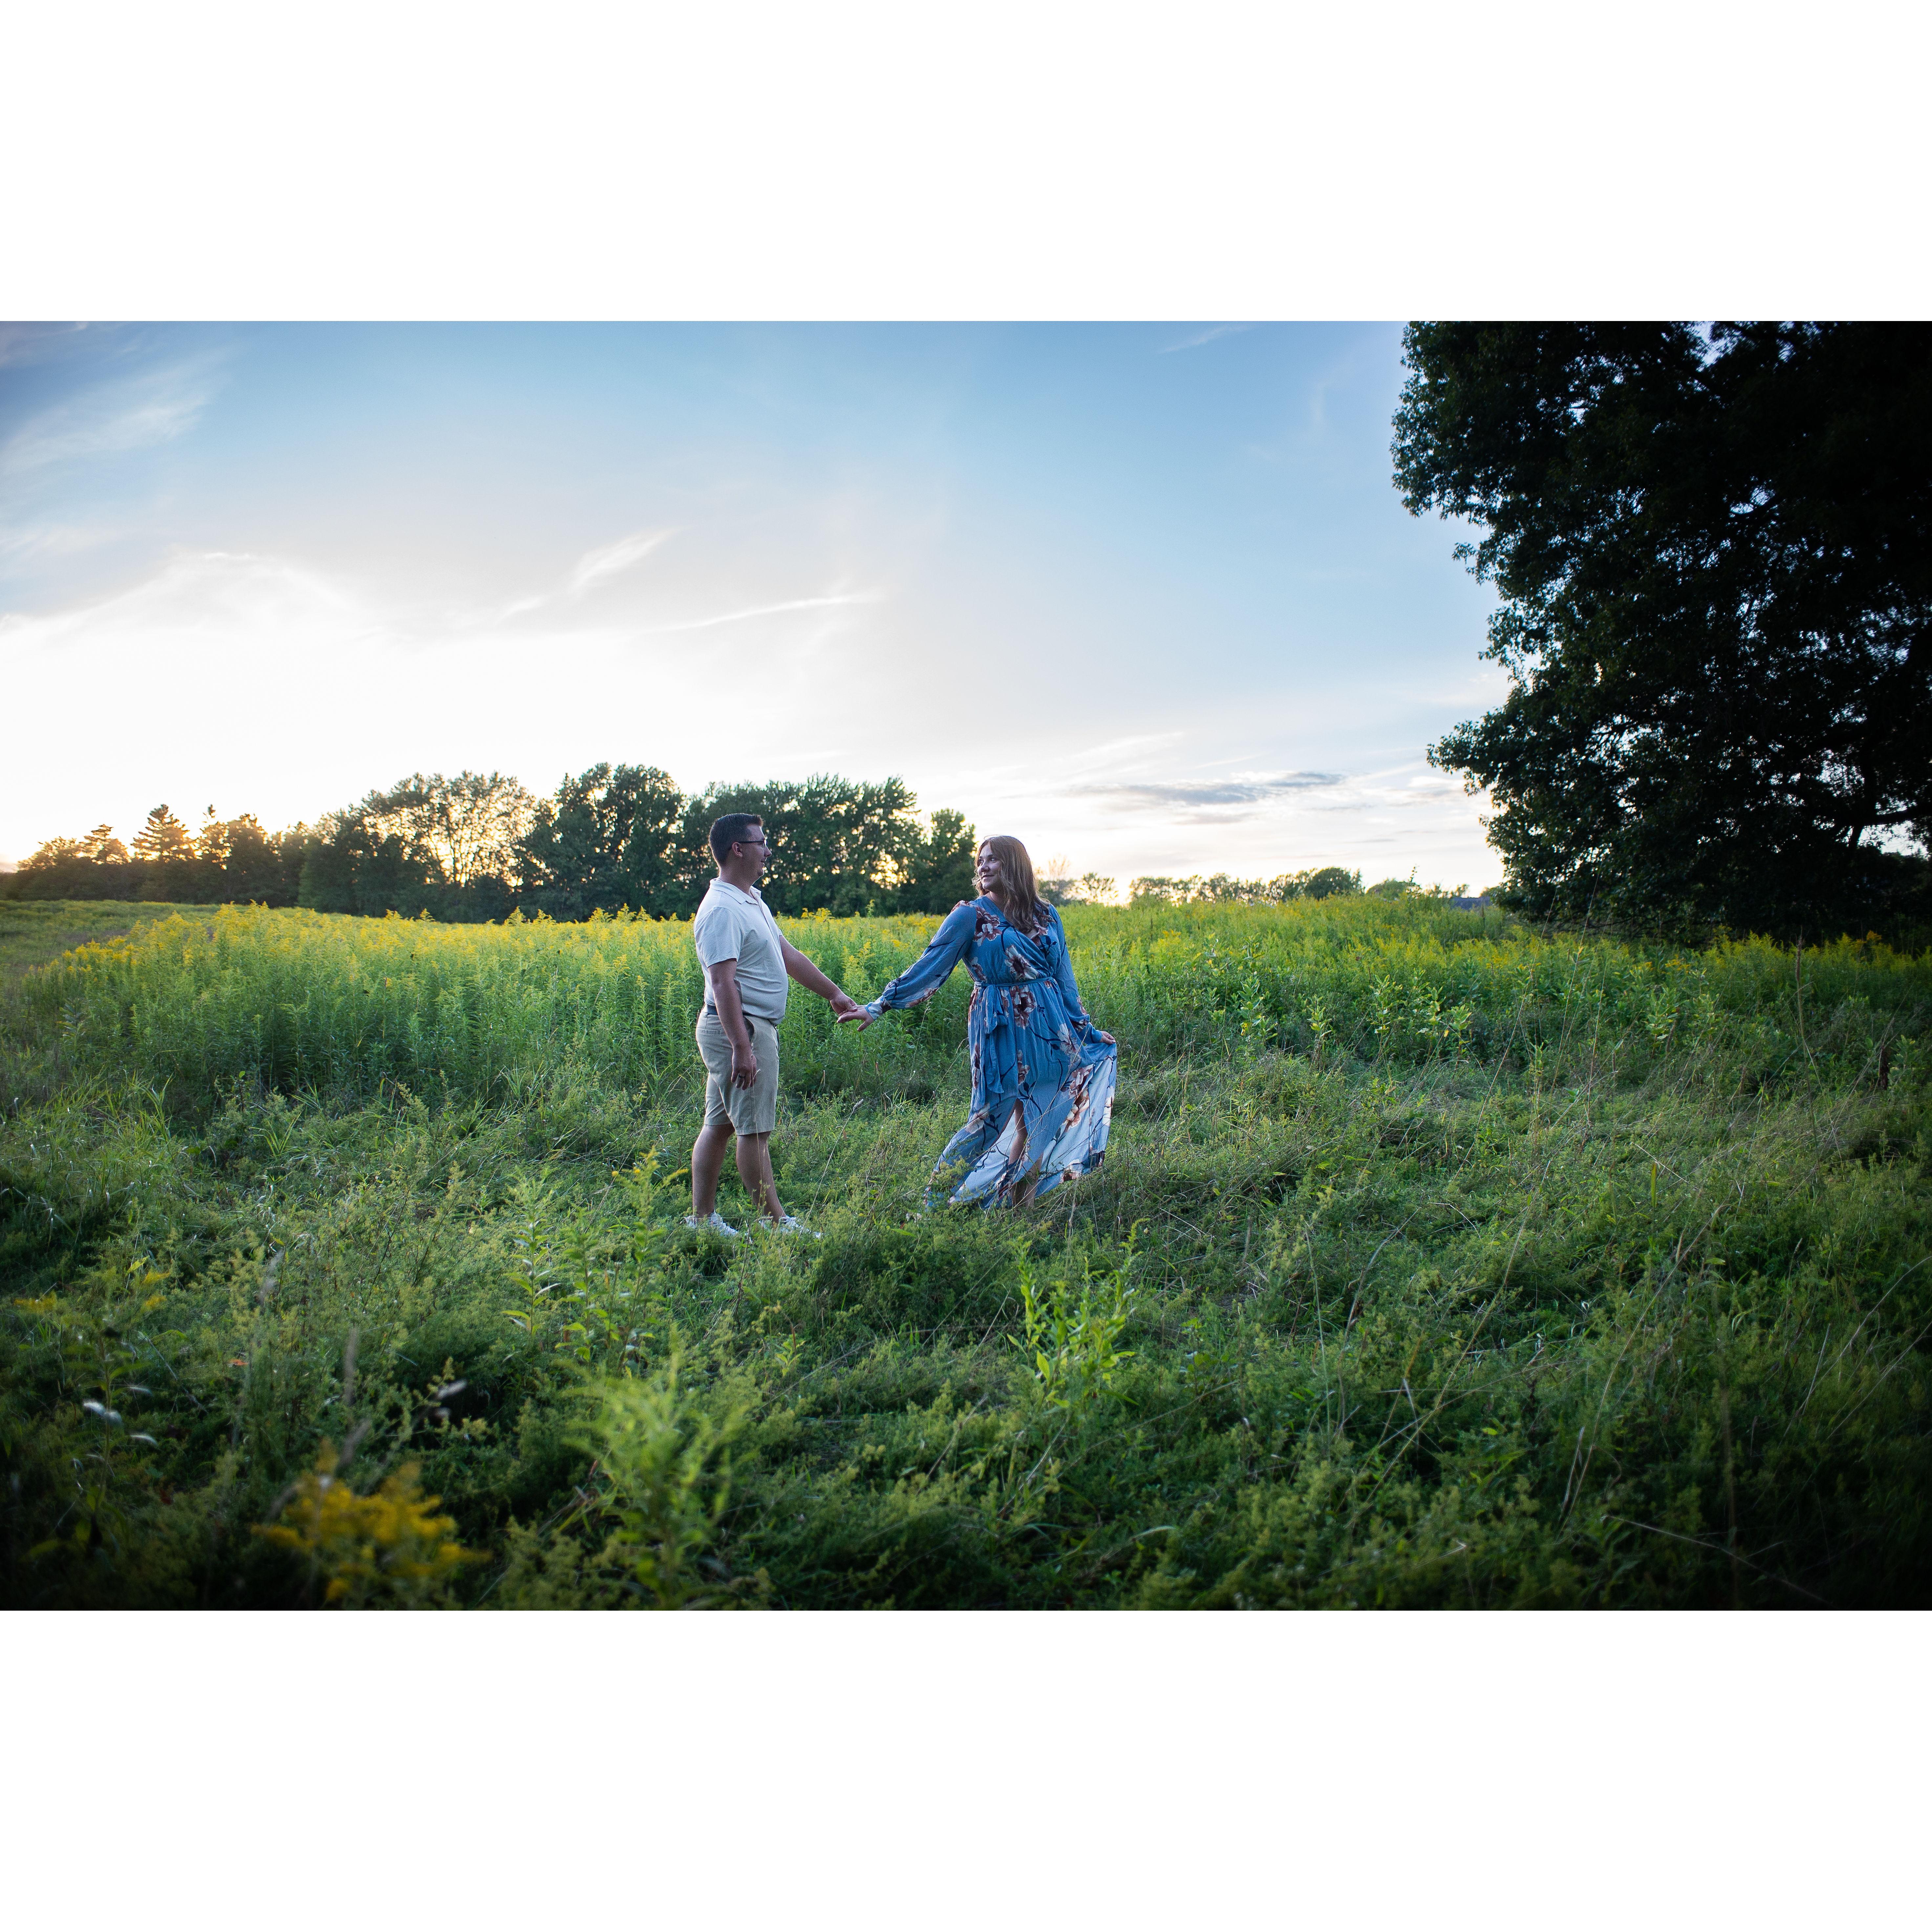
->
<box><xmin>6</xmin><ymin>769</ymin><xmax>1393</xmax><ymax>921</ymax></box>
<box><xmin>5</xmin><ymin>767</ymin><xmax>981</xmax><ymax>921</ymax></box>
<box><xmin>1115</xmin><ymin>867</ymin><xmax>1366</xmax><ymax>905</ymax></box>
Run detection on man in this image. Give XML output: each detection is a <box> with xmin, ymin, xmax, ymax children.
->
<box><xmin>687</xmin><ymin>811</ymin><xmax>861</xmax><ymax>1235</ymax></box>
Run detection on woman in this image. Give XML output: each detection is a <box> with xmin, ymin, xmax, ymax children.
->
<box><xmin>841</xmin><ymin>836</ymin><xmax>1117</xmax><ymax>1207</ymax></box>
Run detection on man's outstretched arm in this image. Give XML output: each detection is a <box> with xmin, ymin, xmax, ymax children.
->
<box><xmin>780</xmin><ymin>937</ymin><xmax>861</xmax><ymax>1018</ymax></box>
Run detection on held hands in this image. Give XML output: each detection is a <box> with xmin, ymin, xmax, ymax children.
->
<box><xmin>831</xmin><ymin>989</ymin><xmax>879</xmax><ymax>1030</ymax></box>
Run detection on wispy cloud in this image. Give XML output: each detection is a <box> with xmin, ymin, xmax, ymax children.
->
<box><xmin>1073</xmin><ymin>769</ymin><xmax>1347</xmax><ymax>810</ymax></box>
<box><xmin>635</xmin><ymin>590</ymin><xmax>882</xmax><ymax>636</ymax></box>
<box><xmin>492</xmin><ymin>526</ymin><xmax>678</xmax><ymax>620</ymax></box>
<box><xmin>0</xmin><ymin>522</ymin><xmax>118</xmax><ymax>569</ymax></box>
<box><xmin>0</xmin><ymin>322</ymin><xmax>100</xmax><ymax>371</ymax></box>
<box><xmin>1160</xmin><ymin>322</ymin><xmax>1256</xmax><ymax>354</ymax></box>
<box><xmin>1384</xmin><ymin>773</ymin><xmax>1467</xmax><ymax>809</ymax></box>
<box><xmin>567</xmin><ymin>527</ymin><xmax>675</xmax><ymax>596</ymax></box>
<box><xmin>1</xmin><ymin>547</ymin><xmax>374</xmax><ymax>650</ymax></box>
<box><xmin>0</xmin><ymin>356</ymin><xmax>222</xmax><ymax>484</ymax></box>
<box><xmin>1067</xmin><ymin>732</ymin><xmax>1187</xmax><ymax>770</ymax></box>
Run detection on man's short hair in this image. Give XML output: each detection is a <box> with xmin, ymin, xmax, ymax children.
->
<box><xmin>709</xmin><ymin>813</ymin><xmax>765</xmax><ymax>866</ymax></box>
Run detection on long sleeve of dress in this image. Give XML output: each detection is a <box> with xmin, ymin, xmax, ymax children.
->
<box><xmin>867</xmin><ymin>901</ymin><xmax>978</xmax><ymax>1015</ymax></box>
<box><xmin>1047</xmin><ymin>909</ymin><xmax>1093</xmax><ymax>1026</ymax></box>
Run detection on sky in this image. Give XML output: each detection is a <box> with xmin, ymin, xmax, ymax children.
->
<box><xmin>0</xmin><ymin>320</ymin><xmax>1505</xmax><ymax>889</ymax></box>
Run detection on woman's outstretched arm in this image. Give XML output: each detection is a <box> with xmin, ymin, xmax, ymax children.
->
<box><xmin>841</xmin><ymin>900</ymin><xmax>977</xmax><ymax>1028</ymax></box>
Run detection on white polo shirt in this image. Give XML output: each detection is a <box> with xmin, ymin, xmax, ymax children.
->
<box><xmin>692</xmin><ymin>879</ymin><xmax>789</xmax><ymax>1023</ymax></box>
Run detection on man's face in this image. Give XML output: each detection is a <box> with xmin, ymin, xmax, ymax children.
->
<box><xmin>734</xmin><ymin>830</ymin><xmax>771</xmax><ymax>879</ymax></box>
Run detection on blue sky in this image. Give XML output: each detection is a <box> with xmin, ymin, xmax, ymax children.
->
<box><xmin>0</xmin><ymin>320</ymin><xmax>1504</xmax><ymax>886</ymax></box>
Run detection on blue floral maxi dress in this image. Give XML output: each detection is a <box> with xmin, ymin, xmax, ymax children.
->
<box><xmin>865</xmin><ymin>897</ymin><xmax>1117</xmax><ymax>1206</ymax></box>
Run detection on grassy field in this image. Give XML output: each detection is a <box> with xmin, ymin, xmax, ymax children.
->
<box><xmin>2</xmin><ymin>895</ymin><xmax>1928</xmax><ymax>1607</ymax></box>
<box><xmin>0</xmin><ymin>898</ymin><xmax>216</xmax><ymax>982</ymax></box>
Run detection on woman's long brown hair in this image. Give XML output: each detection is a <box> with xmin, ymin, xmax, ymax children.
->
<box><xmin>980</xmin><ymin>835</ymin><xmax>1048</xmax><ymax>932</ymax></box>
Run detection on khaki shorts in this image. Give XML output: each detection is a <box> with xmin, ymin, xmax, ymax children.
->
<box><xmin>696</xmin><ymin>1008</ymin><xmax>781</xmax><ymax>1136</ymax></box>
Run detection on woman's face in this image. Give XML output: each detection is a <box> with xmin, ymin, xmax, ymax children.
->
<box><xmin>976</xmin><ymin>845</ymin><xmax>1003</xmax><ymax>893</ymax></box>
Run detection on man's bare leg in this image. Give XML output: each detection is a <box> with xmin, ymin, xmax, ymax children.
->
<box><xmin>735</xmin><ymin>1130</ymin><xmax>785</xmax><ymax>1224</ymax></box>
<box><xmin>692</xmin><ymin>1118</ymin><xmax>735</xmax><ymax>1218</ymax></box>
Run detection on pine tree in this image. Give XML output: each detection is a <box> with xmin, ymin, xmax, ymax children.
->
<box><xmin>132</xmin><ymin>805</ymin><xmax>194</xmax><ymax>868</ymax></box>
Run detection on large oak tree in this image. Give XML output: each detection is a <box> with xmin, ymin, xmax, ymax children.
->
<box><xmin>1396</xmin><ymin>322</ymin><xmax>1932</xmax><ymax>940</ymax></box>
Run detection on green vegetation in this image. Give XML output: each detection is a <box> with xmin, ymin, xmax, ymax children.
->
<box><xmin>2</xmin><ymin>765</ymin><xmax>982</xmax><ymax>922</ymax></box>
<box><xmin>0</xmin><ymin>900</ymin><xmax>217</xmax><ymax>982</ymax></box>
<box><xmin>7</xmin><ymin>769</ymin><xmax>1392</xmax><ymax>926</ymax></box>
<box><xmin>3</xmin><ymin>896</ymin><xmax>1928</xmax><ymax>1607</ymax></box>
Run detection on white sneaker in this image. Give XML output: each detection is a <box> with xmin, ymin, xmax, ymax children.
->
<box><xmin>684</xmin><ymin>1212</ymin><xmax>741</xmax><ymax>1239</ymax></box>
<box><xmin>773</xmin><ymin>1215</ymin><xmax>822</xmax><ymax>1238</ymax></box>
